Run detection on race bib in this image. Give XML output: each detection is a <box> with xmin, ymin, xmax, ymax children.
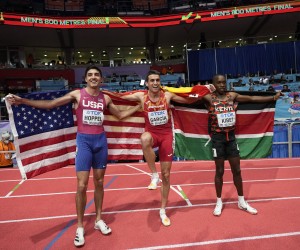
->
<box><xmin>82</xmin><ymin>110</ymin><xmax>104</xmax><ymax>126</ymax></box>
<box><xmin>148</xmin><ymin>110</ymin><xmax>168</xmax><ymax>126</ymax></box>
<box><xmin>217</xmin><ymin>112</ymin><xmax>236</xmax><ymax>127</ymax></box>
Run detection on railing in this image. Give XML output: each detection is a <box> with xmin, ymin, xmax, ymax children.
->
<box><xmin>272</xmin><ymin>121</ymin><xmax>300</xmax><ymax>158</ymax></box>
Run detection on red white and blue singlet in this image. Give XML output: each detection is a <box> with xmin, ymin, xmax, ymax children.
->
<box><xmin>76</xmin><ymin>88</ymin><xmax>106</xmax><ymax>134</ymax></box>
<box><xmin>75</xmin><ymin>88</ymin><xmax>108</xmax><ymax>171</ymax></box>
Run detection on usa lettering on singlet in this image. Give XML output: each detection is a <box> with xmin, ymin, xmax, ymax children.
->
<box><xmin>81</xmin><ymin>99</ymin><xmax>105</xmax><ymax>126</ymax></box>
<box><xmin>148</xmin><ymin>110</ymin><xmax>168</xmax><ymax>126</ymax></box>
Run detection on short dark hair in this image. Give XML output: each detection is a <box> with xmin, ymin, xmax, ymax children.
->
<box><xmin>146</xmin><ymin>70</ymin><xmax>160</xmax><ymax>82</ymax></box>
<box><xmin>84</xmin><ymin>65</ymin><xmax>102</xmax><ymax>77</ymax></box>
<box><xmin>212</xmin><ymin>74</ymin><xmax>225</xmax><ymax>83</ymax></box>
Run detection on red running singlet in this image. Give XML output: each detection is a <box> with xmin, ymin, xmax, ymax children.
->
<box><xmin>143</xmin><ymin>90</ymin><xmax>172</xmax><ymax>133</ymax></box>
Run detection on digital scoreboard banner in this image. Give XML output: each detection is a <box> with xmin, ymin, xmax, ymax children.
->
<box><xmin>0</xmin><ymin>1</ymin><xmax>299</xmax><ymax>28</ymax></box>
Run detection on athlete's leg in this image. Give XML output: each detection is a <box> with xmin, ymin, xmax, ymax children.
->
<box><xmin>228</xmin><ymin>156</ymin><xmax>243</xmax><ymax>196</ymax></box>
<box><xmin>160</xmin><ymin>161</ymin><xmax>172</xmax><ymax>209</ymax></box>
<box><xmin>93</xmin><ymin>168</ymin><xmax>106</xmax><ymax>222</ymax></box>
<box><xmin>140</xmin><ymin>131</ymin><xmax>156</xmax><ymax>173</ymax></box>
<box><xmin>141</xmin><ymin>132</ymin><xmax>160</xmax><ymax>189</ymax></box>
<box><xmin>159</xmin><ymin>161</ymin><xmax>172</xmax><ymax>226</ymax></box>
<box><xmin>211</xmin><ymin>132</ymin><xmax>226</xmax><ymax>216</ymax></box>
<box><xmin>76</xmin><ymin>171</ymin><xmax>90</xmax><ymax>228</ymax></box>
<box><xmin>228</xmin><ymin>156</ymin><xmax>258</xmax><ymax>214</ymax></box>
<box><xmin>215</xmin><ymin>158</ymin><xmax>225</xmax><ymax>198</ymax></box>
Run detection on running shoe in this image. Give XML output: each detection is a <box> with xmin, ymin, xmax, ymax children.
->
<box><xmin>94</xmin><ymin>220</ymin><xmax>112</xmax><ymax>235</ymax></box>
<box><xmin>74</xmin><ymin>227</ymin><xmax>85</xmax><ymax>247</ymax></box>
<box><xmin>238</xmin><ymin>201</ymin><xmax>258</xmax><ymax>215</ymax></box>
<box><xmin>148</xmin><ymin>173</ymin><xmax>160</xmax><ymax>190</ymax></box>
<box><xmin>159</xmin><ymin>209</ymin><xmax>171</xmax><ymax>226</ymax></box>
<box><xmin>213</xmin><ymin>202</ymin><xmax>223</xmax><ymax>216</ymax></box>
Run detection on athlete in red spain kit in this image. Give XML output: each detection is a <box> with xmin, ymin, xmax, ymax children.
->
<box><xmin>202</xmin><ymin>74</ymin><xmax>281</xmax><ymax>217</ymax></box>
<box><xmin>6</xmin><ymin>65</ymin><xmax>141</xmax><ymax>247</ymax></box>
<box><xmin>121</xmin><ymin>70</ymin><xmax>200</xmax><ymax>226</ymax></box>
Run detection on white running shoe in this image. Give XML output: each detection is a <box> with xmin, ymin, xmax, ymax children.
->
<box><xmin>148</xmin><ymin>174</ymin><xmax>160</xmax><ymax>190</ymax></box>
<box><xmin>238</xmin><ymin>201</ymin><xmax>258</xmax><ymax>215</ymax></box>
<box><xmin>94</xmin><ymin>220</ymin><xmax>112</xmax><ymax>235</ymax></box>
<box><xmin>213</xmin><ymin>202</ymin><xmax>223</xmax><ymax>216</ymax></box>
<box><xmin>159</xmin><ymin>209</ymin><xmax>171</xmax><ymax>226</ymax></box>
<box><xmin>74</xmin><ymin>227</ymin><xmax>85</xmax><ymax>247</ymax></box>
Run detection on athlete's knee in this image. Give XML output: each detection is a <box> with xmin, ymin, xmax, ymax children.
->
<box><xmin>93</xmin><ymin>176</ymin><xmax>104</xmax><ymax>187</ymax></box>
<box><xmin>161</xmin><ymin>169</ymin><xmax>170</xmax><ymax>182</ymax></box>
<box><xmin>77</xmin><ymin>182</ymin><xmax>88</xmax><ymax>193</ymax></box>
<box><xmin>231</xmin><ymin>167</ymin><xmax>241</xmax><ymax>177</ymax></box>
<box><xmin>215</xmin><ymin>167</ymin><xmax>224</xmax><ymax>177</ymax></box>
<box><xmin>140</xmin><ymin>133</ymin><xmax>152</xmax><ymax>146</ymax></box>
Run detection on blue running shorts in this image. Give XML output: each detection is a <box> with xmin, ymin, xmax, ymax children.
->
<box><xmin>75</xmin><ymin>132</ymin><xmax>108</xmax><ymax>172</ymax></box>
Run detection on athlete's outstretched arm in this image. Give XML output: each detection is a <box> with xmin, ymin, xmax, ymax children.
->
<box><xmin>235</xmin><ymin>91</ymin><xmax>281</xmax><ymax>103</ymax></box>
<box><xmin>105</xmin><ymin>95</ymin><xmax>141</xmax><ymax>120</ymax></box>
<box><xmin>6</xmin><ymin>91</ymin><xmax>78</xmax><ymax>109</ymax></box>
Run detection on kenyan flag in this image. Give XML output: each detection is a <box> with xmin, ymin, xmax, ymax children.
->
<box><xmin>172</xmin><ymin>95</ymin><xmax>276</xmax><ymax>160</ymax></box>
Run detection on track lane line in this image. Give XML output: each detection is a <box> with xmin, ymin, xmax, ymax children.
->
<box><xmin>2</xmin><ymin>164</ymin><xmax>300</xmax><ymax>183</ymax></box>
<box><xmin>43</xmin><ymin>175</ymin><xmax>118</xmax><ymax>249</ymax></box>
<box><xmin>4</xmin><ymin>180</ymin><xmax>25</xmax><ymax>197</ymax></box>
<box><xmin>2</xmin><ymin>176</ymin><xmax>300</xmax><ymax>199</ymax></box>
<box><xmin>129</xmin><ymin>231</ymin><xmax>300</xmax><ymax>250</ymax></box>
<box><xmin>1</xmin><ymin>195</ymin><xmax>300</xmax><ymax>224</ymax></box>
<box><xmin>125</xmin><ymin>164</ymin><xmax>192</xmax><ymax>205</ymax></box>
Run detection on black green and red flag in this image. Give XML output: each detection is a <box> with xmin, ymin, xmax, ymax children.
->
<box><xmin>173</xmin><ymin>93</ymin><xmax>275</xmax><ymax>160</ymax></box>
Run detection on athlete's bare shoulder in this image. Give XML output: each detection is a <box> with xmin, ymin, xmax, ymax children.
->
<box><xmin>228</xmin><ymin>91</ymin><xmax>238</xmax><ymax>100</ymax></box>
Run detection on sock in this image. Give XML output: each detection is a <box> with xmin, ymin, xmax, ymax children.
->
<box><xmin>159</xmin><ymin>208</ymin><xmax>166</xmax><ymax>215</ymax></box>
<box><xmin>216</xmin><ymin>197</ymin><xmax>222</xmax><ymax>205</ymax></box>
<box><xmin>238</xmin><ymin>196</ymin><xmax>246</xmax><ymax>206</ymax></box>
<box><xmin>153</xmin><ymin>172</ymin><xmax>159</xmax><ymax>178</ymax></box>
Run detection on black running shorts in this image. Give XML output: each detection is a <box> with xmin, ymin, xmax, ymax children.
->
<box><xmin>211</xmin><ymin>130</ymin><xmax>240</xmax><ymax>159</ymax></box>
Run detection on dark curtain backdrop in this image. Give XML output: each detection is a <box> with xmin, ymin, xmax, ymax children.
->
<box><xmin>236</xmin><ymin>44</ymin><xmax>267</xmax><ymax>76</ymax></box>
<box><xmin>265</xmin><ymin>42</ymin><xmax>295</xmax><ymax>74</ymax></box>
<box><xmin>216</xmin><ymin>47</ymin><xmax>237</xmax><ymax>77</ymax></box>
<box><xmin>295</xmin><ymin>41</ymin><xmax>300</xmax><ymax>73</ymax></box>
<box><xmin>187</xmin><ymin>49</ymin><xmax>216</xmax><ymax>82</ymax></box>
<box><xmin>188</xmin><ymin>41</ymin><xmax>300</xmax><ymax>82</ymax></box>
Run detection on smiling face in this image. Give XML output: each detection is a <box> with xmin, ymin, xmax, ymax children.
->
<box><xmin>146</xmin><ymin>73</ymin><xmax>161</xmax><ymax>93</ymax></box>
<box><xmin>213</xmin><ymin>75</ymin><xmax>227</xmax><ymax>95</ymax></box>
<box><xmin>85</xmin><ymin>68</ymin><xmax>103</xmax><ymax>89</ymax></box>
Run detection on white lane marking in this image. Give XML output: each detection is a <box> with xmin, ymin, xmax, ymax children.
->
<box><xmin>129</xmin><ymin>231</ymin><xmax>300</xmax><ymax>250</ymax></box>
<box><xmin>1</xmin><ymin>195</ymin><xmax>300</xmax><ymax>224</ymax></box>
<box><xmin>1</xmin><ymin>177</ymin><xmax>300</xmax><ymax>199</ymax></box>
<box><xmin>125</xmin><ymin>164</ymin><xmax>190</xmax><ymax>205</ymax></box>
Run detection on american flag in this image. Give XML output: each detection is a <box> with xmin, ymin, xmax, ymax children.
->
<box><xmin>6</xmin><ymin>90</ymin><xmax>77</xmax><ymax>179</ymax></box>
<box><xmin>6</xmin><ymin>90</ymin><xmax>145</xmax><ymax>179</ymax></box>
<box><xmin>102</xmin><ymin>98</ymin><xmax>145</xmax><ymax>162</ymax></box>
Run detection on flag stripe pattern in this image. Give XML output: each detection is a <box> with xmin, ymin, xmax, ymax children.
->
<box><xmin>172</xmin><ymin>100</ymin><xmax>276</xmax><ymax>160</ymax></box>
<box><xmin>103</xmin><ymin>98</ymin><xmax>145</xmax><ymax>161</ymax></box>
<box><xmin>6</xmin><ymin>90</ymin><xmax>76</xmax><ymax>179</ymax></box>
<box><xmin>6</xmin><ymin>88</ymin><xmax>275</xmax><ymax>179</ymax></box>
